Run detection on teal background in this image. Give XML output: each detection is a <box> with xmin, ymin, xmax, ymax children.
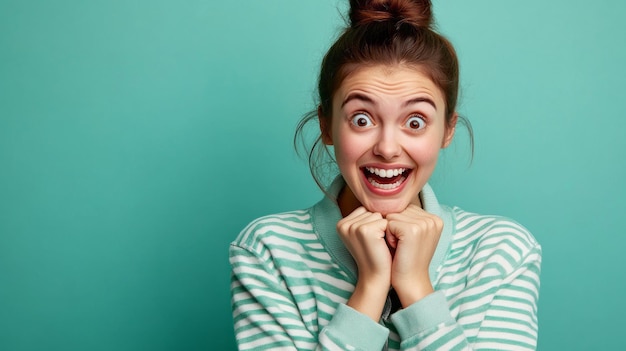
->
<box><xmin>1</xmin><ymin>0</ymin><xmax>624</xmax><ymax>350</ymax></box>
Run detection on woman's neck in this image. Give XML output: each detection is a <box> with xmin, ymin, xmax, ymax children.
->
<box><xmin>337</xmin><ymin>185</ymin><xmax>361</xmax><ymax>217</ymax></box>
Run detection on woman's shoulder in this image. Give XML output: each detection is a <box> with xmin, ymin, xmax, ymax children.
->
<box><xmin>231</xmin><ymin>209</ymin><xmax>316</xmax><ymax>252</ymax></box>
<box><xmin>447</xmin><ymin>206</ymin><xmax>541</xmax><ymax>262</ymax></box>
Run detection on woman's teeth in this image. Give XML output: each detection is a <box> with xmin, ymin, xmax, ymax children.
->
<box><xmin>365</xmin><ymin>167</ymin><xmax>407</xmax><ymax>178</ymax></box>
<box><xmin>369</xmin><ymin>177</ymin><xmax>405</xmax><ymax>190</ymax></box>
<box><xmin>363</xmin><ymin>167</ymin><xmax>410</xmax><ymax>190</ymax></box>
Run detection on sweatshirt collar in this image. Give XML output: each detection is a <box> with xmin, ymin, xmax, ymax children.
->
<box><xmin>310</xmin><ymin>176</ymin><xmax>454</xmax><ymax>283</ymax></box>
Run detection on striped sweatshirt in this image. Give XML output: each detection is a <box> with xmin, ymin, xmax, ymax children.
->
<box><xmin>230</xmin><ymin>178</ymin><xmax>541</xmax><ymax>350</ymax></box>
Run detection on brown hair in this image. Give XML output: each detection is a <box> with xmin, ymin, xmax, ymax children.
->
<box><xmin>295</xmin><ymin>0</ymin><xmax>473</xmax><ymax>191</ymax></box>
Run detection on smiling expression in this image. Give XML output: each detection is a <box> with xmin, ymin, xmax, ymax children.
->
<box><xmin>320</xmin><ymin>64</ymin><xmax>456</xmax><ymax>216</ymax></box>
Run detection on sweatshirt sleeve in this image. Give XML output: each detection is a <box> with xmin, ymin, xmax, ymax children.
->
<box><xmin>230</xmin><ymin>244</ymin><xmax>389</xmax><ymax>351</ymax></box>
<box><xmin>390</xmin><ymin>243</ymin><xmax>542</xmax><ymax>351</ymax></box>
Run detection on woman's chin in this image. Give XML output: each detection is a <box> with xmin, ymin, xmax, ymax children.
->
<box><xmin>362</xmin><ymin>200</ymin><xmax>410</xmax><ymax>216</ymax></box>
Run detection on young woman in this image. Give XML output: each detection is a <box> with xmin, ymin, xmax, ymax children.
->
<box><xmin>230</xmin><ymin>1</ymin><xmax>541</xmax><ymax>350</ymax></box>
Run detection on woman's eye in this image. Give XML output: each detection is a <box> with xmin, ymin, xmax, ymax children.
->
<box><xmin>351</xmin><ymin>113</ymin><xmax>373</xmax><ymax>127</ymax></box>
<box><xmin>406</xmin><ymin>115</ymin><xmax>426</xmax><ymax>130</ymax></box>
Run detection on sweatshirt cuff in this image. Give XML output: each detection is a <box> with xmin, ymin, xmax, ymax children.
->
<box><xmin>325</xmin><ymin>303</ymin><xmax>389</xmax><ymax>351</ymax></box>
<box><xmin>390</xmin><ymin>291</ymin><xmax>454</xmax><ymax>340</ymax></box>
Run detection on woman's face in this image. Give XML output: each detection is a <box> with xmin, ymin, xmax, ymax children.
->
<box><xmin>321</xmin><ymin>64</ymin><xmax>456</xmax><ymax>216</ymax></box>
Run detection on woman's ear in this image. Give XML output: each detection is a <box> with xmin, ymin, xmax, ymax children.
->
<box><xmin>442</xmin><ymin>112</ymin><xmax>458</xmax><ymax>148</ymax></box>
<box><xmin>318</xmin><ymin>106</ymin><xmax>333</xmax><ymax>145</ymax></box>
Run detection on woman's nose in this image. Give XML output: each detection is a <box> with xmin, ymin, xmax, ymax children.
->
<box><xmin>373</xmin><ymin>129</ymin><xmax>401</xmax><ymax>160</ymax></box>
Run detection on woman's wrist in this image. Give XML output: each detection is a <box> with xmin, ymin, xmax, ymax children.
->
<box><xmin>347</xmin><ymin>278</ymin><xmax>389</xmax><ymax>321</ymax></box>
<box><xmin>394</xmin><ymin>277</ymin><xmax>434</xmax><ymax>308</ymax></box>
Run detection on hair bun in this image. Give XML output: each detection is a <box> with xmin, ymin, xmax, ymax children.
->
<box><xmin>349</xmin><ymin>0</ymin><xmax>432</xmax><ymax>28</ymax></box>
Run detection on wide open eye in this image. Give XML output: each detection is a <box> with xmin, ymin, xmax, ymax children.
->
<box><xmin>351</xmin><ymin>113</ymin><xmax>373</xmax><ymax>128</ymax></box>
<box><xmin>406</xmin><ymin>115</ymin><xmax>426</xmax><ymax>130</ymax></box>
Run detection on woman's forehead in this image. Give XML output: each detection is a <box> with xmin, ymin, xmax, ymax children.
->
<box><xmin>335</xmin><ymin>65</ymin><xmax>445</xmax><ymax>106</ymax></box>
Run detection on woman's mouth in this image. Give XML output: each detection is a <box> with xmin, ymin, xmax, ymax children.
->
<box><xmin>362</xmin><ymin>167</ymin><xmax>412</xmax><ymax>191</ymax></box>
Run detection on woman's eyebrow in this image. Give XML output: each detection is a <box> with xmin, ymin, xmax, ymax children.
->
<box><xmin>341</xmin><ymin>93</ymin><xmax>373</xmax><ymax>107</ymax></box>
<box><xmin>403</xmin><ymin>97</ymin><xmax>436</xmax><ymax>109</ymax></box>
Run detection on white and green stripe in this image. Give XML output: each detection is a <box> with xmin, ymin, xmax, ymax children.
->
<box><xmin>230</xmin><ymin>182</ymin><xmax>541</xmax><ymax>350</ymax></box>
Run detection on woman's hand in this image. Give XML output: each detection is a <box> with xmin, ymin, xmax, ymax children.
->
<box><xmin>337</xmin><ymin>206</ymin><xmax>391</xmax><ymax>320</ymax></box>
<box><xmin>386</xmin><ymin>204</ymin><xmax>443</xmax><ymax>307</ymax></box>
